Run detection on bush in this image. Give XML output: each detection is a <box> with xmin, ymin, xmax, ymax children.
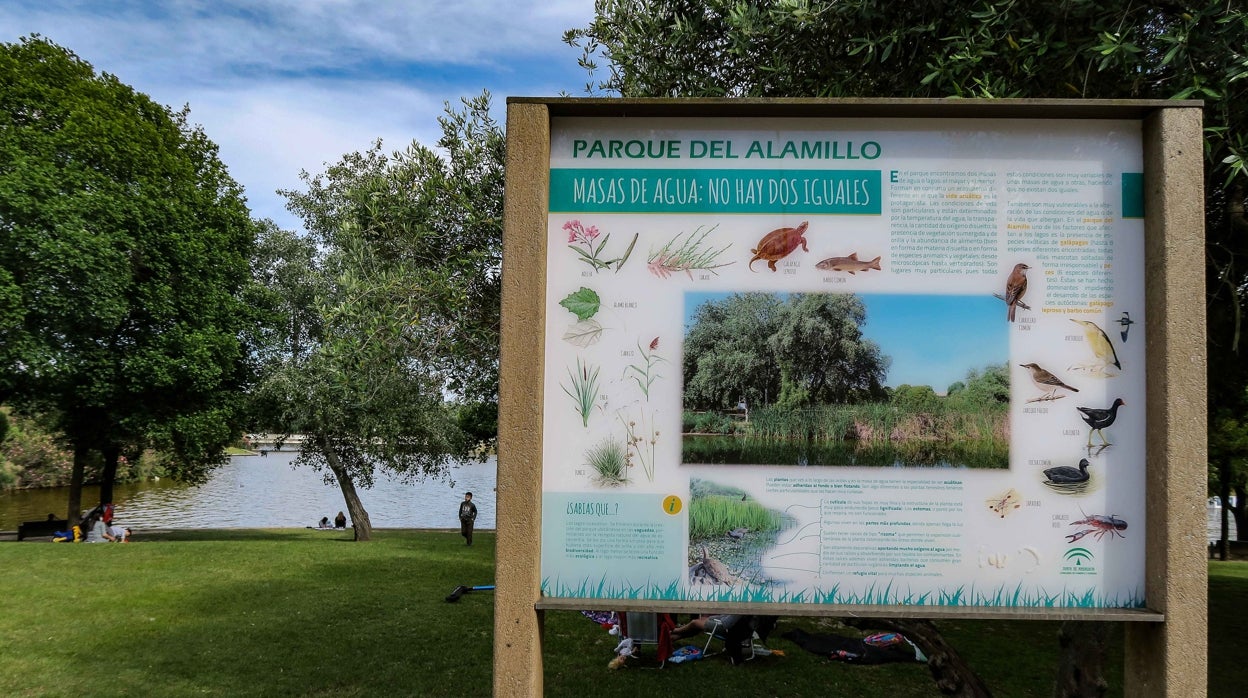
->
<box><xmin>0</xmin><ymin>413</ymin><xmax>74</xmax><ymax>488</ymax></box>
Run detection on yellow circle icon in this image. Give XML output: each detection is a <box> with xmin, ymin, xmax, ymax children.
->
<box><xmin>662</xmin><ymin>495</ymin><xmax>683</xmax><ymax>515</ymax></box>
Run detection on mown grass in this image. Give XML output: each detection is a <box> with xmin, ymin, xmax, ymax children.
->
<box><xmin>1</xmin><ymin>532</ymin><xmax>1241</xmax><ymax>697</ymax></box>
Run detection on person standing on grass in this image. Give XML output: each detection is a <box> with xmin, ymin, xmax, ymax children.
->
<box><xmin>458</xmin><ymin>492</ymin><xmax>477</xmax><ymax>546</ymax></box>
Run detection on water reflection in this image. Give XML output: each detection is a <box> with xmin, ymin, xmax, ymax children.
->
<box><xmin>0</xmin><ymin>452</ymin><xmax>496</xmax><ymax>530</ymax></box>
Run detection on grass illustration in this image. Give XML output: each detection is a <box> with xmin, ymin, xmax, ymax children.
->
<box><xmin>585</xmin><ymin>437</ymin><xmax>628</xmax><ymax>486</ymax></box>
<box><xmin>561</xmin><ymin>357</ymin><xmax>600</xmax><ymax>427</ymax></box>
<box><xmin>647</xmin><ymin>225</ymin><xmax>734</xmax><ymax>279</ymax></box>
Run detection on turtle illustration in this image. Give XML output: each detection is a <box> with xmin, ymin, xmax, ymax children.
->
<box><xmin>748</xmin><ymin>221</ymin><xmax>809</xmax><ymax>272</ymax></box>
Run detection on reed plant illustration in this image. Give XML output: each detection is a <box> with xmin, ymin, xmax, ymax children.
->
<box><xmin>561</xmin><ymin>357</ymin><xmax>600</xmax><ymax>427</ymax></box>
<box><xmin>647</xmin><ymin>225</ymin><xmax>734</xmax><ymax>279</ymax></box>
<box><xmin>623</xmin><ymin>336</ymin><xmax>666</xmax><ymax>401</ymax></box>
<box><xmin>618</xmin><ymin>408</ymin><xmax>659</xmax><ymax>482</ymax></box>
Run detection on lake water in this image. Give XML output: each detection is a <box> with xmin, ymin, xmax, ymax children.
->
<box><xmin>0</xmin><ymin>452</ymin><xmax>496</xmax><ymax>531</ymax></box>
<box><xmin>1</xmin><ymin>454</ymin><xmax>1236</xmax><ymax>544</ymax></box>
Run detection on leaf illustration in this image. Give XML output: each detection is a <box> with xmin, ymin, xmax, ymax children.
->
<box><xmin>563</xmin><ymin>319</ymin><xmax>604</xmax><ymax>347</ymax></box>
<box><xmin>559</xmin><ymin>287</ymin><xmax>601</xmax><ymax>321</ymax></box>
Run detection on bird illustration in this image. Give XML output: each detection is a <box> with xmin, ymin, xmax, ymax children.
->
<box><xmin>727</xmin><ymin>527</ymin><xmax>749</xmax><ymax>539</ymax></box>
<box><xmin>1019</xmin><ymin>363</ymin><xmax>1079</xmax><ymax>399</ymax></box>
<box><xmin>1070</xmin><ymin>319</ymin><xmax>1122</xmax><ymax>371</ymax></box>
<box><xmin>1005</xmin><ymin>263</ymin><xmax>1030</xmax><ymax>322</ymax></box>
<box><xmin>1076</xmin><ymin>398</ymin><xmax>1126</xmax><ymax>446</ymax></box>
<box><xmin>1117</xmin><ymin>311</ymin><xmax>1135</xmax><ymax>343</ymax></box>
<box><xmin>1044</xmin><ymin>458</ymin><xmax>1092</xmax><ymax>484</ymax></box>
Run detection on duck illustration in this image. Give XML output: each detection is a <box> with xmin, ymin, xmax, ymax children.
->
<box><xmin>1076</xmin><ymin>398</ymin><xmax>1126</xmax><ymax>446</ymax></box>
<box><xmin>1044</xmin><ymin>458</ymin><xmax>1092</xmax><ymax>484</ymax></box>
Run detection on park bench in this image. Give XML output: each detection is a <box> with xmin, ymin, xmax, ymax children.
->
<box><xmin>1209</xmin><ymin>540</ymin><xmax>1248</xmax><ymax>559</ymax></box>
<box><xmin>17</xmin><ymin>519</ymin><xmax>68</xmax><ymax>541</ymax></box>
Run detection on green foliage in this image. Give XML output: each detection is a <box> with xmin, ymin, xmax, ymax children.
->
<box><xmin>569</xmin><ymin>0</ymin><xmax>1248</xmax><ymax>485</ymax></box>
<box><xmin>949</xmin><ymin>363</ymin><xmax>1011</xmax><ymax>407</ymax></box>
<box><xmin>684</xmin><ymin>292</ymin><xmax>887</xmax><ymax>409</ymax></box>
<box><xmin>683</xmin><ymin>292</ymin><xmax>784</xmax><ymax>409</ymax></box>
<box><xmin>0</xmin><ymin>36</ymin><xmax>253</xmax><ymax>496</ymax></box>
<box><xmin>688</xmin><ymin>494</ymin><xmax>784</xmax><ymax>539</ymax></box>
<box><xmin>0</xmin><ymin>411</ymin><xmax>73</xmax><ymax>489</ymax></box>
<box><xmin>251</xmin><ymin>94</ymin><xmax>505</xmax><ymax>538</ymax></box>
<box><xmin>684</xmin><ymin>410</ymin><xmax>739</xmax><ymax>434</ymax></box>
<box><xmin>454</xmin><ymin>400</ymin><xmax>499</xmax><ymax>455</ymax></box>
<box><xmin>891</xmin><ymin>384</ymin><xmax>940</xmax><ymax>412</ymax></box>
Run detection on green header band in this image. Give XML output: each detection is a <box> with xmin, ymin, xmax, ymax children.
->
<box><xmin>549</xmin><ymin>168</ymin><xmax>882</xmax><ymax>215</ymax></box>
<box><xmin>1121</xmin><ymin>172</ymin><xmax>1144</xmax><ymax>219</ymax></box>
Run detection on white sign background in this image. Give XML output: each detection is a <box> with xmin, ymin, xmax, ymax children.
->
<box><xmin>539</xmin><ymin>117</ymin><xmax>1145</xmax><ymax>609</ymax></box>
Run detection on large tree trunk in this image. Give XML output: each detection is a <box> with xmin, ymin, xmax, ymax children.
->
<box><xmin>844</xmin><ymin>617</ymin><xmax>992</xmax><ymax>696</ymax></box>
<box><xmin>1053</xmin><ymin>621</ymin><xmax>1109</xmax><ymax>698</ymax></box>
<box><xmin>321</xmin><ymin>437</ymin><xmax>373</xmax><ymax>541</ymax></box>
<box><xmin>67</xmin><ymin>444</ymin><xmax>88</xmax><ymax>526</ymax></box>
<box><xmin>98</xmin><ymin>444</ymin><xmax>120</xmax><ymax>508</ymax></box>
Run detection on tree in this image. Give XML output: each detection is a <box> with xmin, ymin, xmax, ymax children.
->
<box><xmin>1208</xmin><ymin>405</ymin><xmax>1248</xmax><ymax>558</ymax></box>
<box><xmin>251</xmin><ymin>94</ymin><xmax>505</xmax><ymax>541</ymax></box>
<box><xmin>0</xmin><ymin>36</ymin><xmax>254</xmax><ymax>521</ymax></box>
<box><xmin>683</xmin><ymin>292</ymin><xmax>888</xmax><ymax>409</ymax></box>
<box><xmin>566</xmin><ymin>2</ymin><xmax>1248</xmax><ymax>694</ymax></box>
<box><xmin>683</xmin><ymin>293</ymin><xmax>785</xmax><ymax>409</ymax></box>
<box><xmin>770</xmin><ymin>293</ymin><xmax>888</xmax><ymax>406</ymax></box>
<box><xmin>948</xmin><ymin>364</ymin><xmax>1011</xmax><ymax>408</ymax></box>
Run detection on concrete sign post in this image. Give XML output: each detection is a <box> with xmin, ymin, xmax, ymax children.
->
<box><xmin>496</xmin><ymin>99</ymin><xmax>1205</xmax><ymax>697</ymax></box>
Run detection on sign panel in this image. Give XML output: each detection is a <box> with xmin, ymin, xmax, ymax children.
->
<box><xmin>539</xmin><ymin>116</ymin><xmax>1145</xmax><ymax>609</ymax></box>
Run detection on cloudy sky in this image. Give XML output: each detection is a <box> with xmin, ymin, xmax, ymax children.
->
<box><xmin>1</xmin><ymin>0</ymin><xmax>598</xmax><ymax>231</ymax></box>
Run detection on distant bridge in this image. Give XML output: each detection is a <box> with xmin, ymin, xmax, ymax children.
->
<box><xmin>243</xmin><ymin>434</ymin><xmax>309</xmax><ymax>450</ymax></box>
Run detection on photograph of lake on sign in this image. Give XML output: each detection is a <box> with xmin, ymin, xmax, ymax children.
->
<box><xmin>681</xmin><ymin>291</ymin><xmax>1010</xmax><ymax>468</ymax></box>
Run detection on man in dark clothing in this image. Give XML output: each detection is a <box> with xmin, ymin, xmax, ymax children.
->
<box><xmin>458</xmin><ymin>492</ymin><xmax>478</xmax><ymax>546</ymax></box>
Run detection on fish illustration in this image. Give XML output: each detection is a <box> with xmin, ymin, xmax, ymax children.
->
<box><xmin>815</xmin><ymin>253</ymin><xmax>881</xmax><ymax>274</ymax></box>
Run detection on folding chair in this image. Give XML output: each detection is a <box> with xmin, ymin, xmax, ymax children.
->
<box><xmin>703</xmin><ymin>615</ymin><xmax>781</xmax><ymax>663</ymax></box>
<box><xmin>701</xmin><ymin>615</ymin><xmax>757</xmax><ymax>663</ymax></box>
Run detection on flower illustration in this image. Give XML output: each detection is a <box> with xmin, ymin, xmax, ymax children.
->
<box><xmin>564</xmin><ymin>219</ymin><xmax>636</xmax><ymax>273</ymax></box>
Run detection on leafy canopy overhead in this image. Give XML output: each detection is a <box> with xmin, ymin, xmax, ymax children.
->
<box><xmin>569</xmin><ymin>0</ymin><xmax>1248</xmax><ymax>492</ymax></box>
<box><xmin>0</xmin><ymin>35</ymin><xmax>254</xmax><ymax>487</ymax></box>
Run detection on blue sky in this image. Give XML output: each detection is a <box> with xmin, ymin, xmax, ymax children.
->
<box><xmin>684</xmin><ymin>292</ymin><xmax>1008</xmax><ymax>393</ymax></box>
<box><xmin>1</xmin><ymin>0</ymin><xmax>597</xmax><ymax>232</ymax></box>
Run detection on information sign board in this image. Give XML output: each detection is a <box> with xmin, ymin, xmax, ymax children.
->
<box><xmin>539</xmin><ymin>116</ymin><xmax>1146</xmax><ymax>609</ymax></box>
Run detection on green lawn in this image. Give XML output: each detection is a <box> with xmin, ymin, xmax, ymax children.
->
<box><xmin>0</xmin><ymin>531</ymin><xmax>1240</xmax><ymax>697</ymax></box>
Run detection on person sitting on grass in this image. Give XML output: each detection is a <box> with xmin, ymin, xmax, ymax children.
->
<box><xmin>84</xmin><ymin>513</ymin><xmax>117</xmax><ymax>543</ymax></box>
<box><xmin>107</xmin><ymin>524</ymin><xmax>131</xmax><ymax>542</ymax></box>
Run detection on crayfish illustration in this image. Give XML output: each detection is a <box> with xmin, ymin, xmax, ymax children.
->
<box><xmin>1065</xmin><ymin>509</ymin><xmax>1128</xmax><ymax>543</ymax></box>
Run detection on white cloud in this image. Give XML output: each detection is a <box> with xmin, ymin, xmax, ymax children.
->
<box><xmin>1</xmin><ymin>0</ymin><xmax>597</xmax><ymax>231</ymax></box>
<box><xmin>182</xmin><ymin>81</ymin><xmax>447</xmax><ymax>229</ymax></box>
